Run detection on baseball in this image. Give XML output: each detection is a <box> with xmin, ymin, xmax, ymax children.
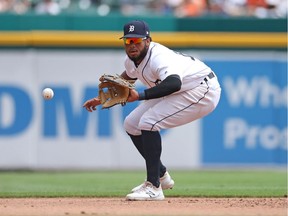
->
<box><xmin>42</xmin><ymin>88</ymin><xmax>54</xmax><ymax>100</ymax></box>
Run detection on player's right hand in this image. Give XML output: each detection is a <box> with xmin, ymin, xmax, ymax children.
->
<box><xmin>83</xmin><ymin>97</ymin><xmax>101</xmax><ymax>112</ymax></box>
<box><xmin>127</xmin><ymin>89</ymin><xmax>139</xmax><ymax>102</ymax></box>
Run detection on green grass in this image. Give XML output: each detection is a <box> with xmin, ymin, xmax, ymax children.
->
<box><xmin>0</xmin><ymin>170</ymin><xmax>286</xmax><ymax>198</ymax></box>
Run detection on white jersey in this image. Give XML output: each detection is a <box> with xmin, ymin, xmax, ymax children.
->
<box><xmin>124</xmin><ymin>42</ymin><xmax>212</xmax><ymax>92</ymax></box>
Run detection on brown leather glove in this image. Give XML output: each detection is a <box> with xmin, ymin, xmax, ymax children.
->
<box><xmin>98</xmin><ymin>74</ymin><xmax>135</xmax><ymax>109</ymax></box>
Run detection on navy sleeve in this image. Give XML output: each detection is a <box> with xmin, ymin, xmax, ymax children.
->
<box><xmin>139</xmin><ymin>74</ymin><xmax>182</xmax><ymax>100</ymax></box>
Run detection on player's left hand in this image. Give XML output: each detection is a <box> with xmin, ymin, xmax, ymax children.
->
<box><xmin>83</xmin><ymin>97</ymin><xmax>101</xmax><ymax>112</ymax></box>
<box><xmin>127</xmin><ymin>89</ymin><xmax>139</xmax><ymax>102</ymax></box>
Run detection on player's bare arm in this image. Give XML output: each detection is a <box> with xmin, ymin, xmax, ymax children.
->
<box><xmin>82</xmin><ymin>97</ymin><xmax>101</xmax><ymax>112</ymax></box>
<box><xmin>127</xmin><ymin>89</ymin><xmax>140</xmax><ymax>102</ymax></box>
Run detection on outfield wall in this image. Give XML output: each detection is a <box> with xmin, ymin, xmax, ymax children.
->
<box><xmin>0</xmin><ymin>15</ymin><xmax>286</xmax><ymax>50</ymax></box>
<box><xmin>0</xmin><ymin>49</ymin><xmax>286</xmax><ymax>170</ymax></box>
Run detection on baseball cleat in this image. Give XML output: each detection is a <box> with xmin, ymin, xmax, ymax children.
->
<box><xmin>126</xmin><ymin>181</ymin><xmax>165</xmax><ymax>201</ymax></box>
<box><xmin>160</xmin><ymin>171</ymin><xmax>175</xmax><ymax>190</ymax></box>
<box><xmin>131</xmin><ymin>171</ymin><xmax>174</xmax><ymax>192</ymax></box>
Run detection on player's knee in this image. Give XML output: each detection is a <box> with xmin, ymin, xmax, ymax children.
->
<box><xmin>138</xmin><ymin>118</ymin><xmax>160</xmax><ymax>132</ymax></box>
<box><xmin>124</xmin><ymin>116</ymin><xmax>141</xmax><ymax>136</ymax></box>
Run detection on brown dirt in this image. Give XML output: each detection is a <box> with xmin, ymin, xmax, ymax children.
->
<box><xmin>0</xmin><ymin>197</ymin><xmax>287</xmax><ymax>216</ymax></box>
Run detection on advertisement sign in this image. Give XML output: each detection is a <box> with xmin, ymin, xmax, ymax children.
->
<box><xmin>0</xmin><ymin>50</ymin><xmax>286</xmax><ymax>169</ymax></box>
<box><xmin>202</xmin><ymin>58</ymin><xmax>287</xmax><ymax>165</ymax></box>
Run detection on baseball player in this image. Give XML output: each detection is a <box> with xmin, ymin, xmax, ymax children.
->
<box><xmin>83</xmin><ymin>20</ymin><xmax>221</xmax><ymax>201</ymax></box>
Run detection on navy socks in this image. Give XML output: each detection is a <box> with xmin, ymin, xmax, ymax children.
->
<box><xmin>141</xmin><ymin>130</ymin><xmax>162</xmax><ymax>188</ymax></box>
<box><xmin>128</xmin><ymin>131</ymin><xmax>166</xmax><ymax>187</ymax></box>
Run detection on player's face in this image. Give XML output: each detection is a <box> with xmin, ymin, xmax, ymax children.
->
<box><xmin>124</xmin><ymin>37</ymin><xmax>150</xmax><ymax>64</ymax></box>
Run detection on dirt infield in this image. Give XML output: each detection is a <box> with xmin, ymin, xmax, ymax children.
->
<box><xmin>0</xmin><ymin>197</ymin><xmax>287</xmax><ymax>216</ymax></box>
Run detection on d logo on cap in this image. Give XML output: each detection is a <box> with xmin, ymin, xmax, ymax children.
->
<box><xmin>120</xmin><ymin>20</ymin><xmax>150</xmax><ymax>39</ymax></box>
<box><xmin>129</xmin><ymin>25</ymin><xmax>135</xmax><ymax>32</ymax></box>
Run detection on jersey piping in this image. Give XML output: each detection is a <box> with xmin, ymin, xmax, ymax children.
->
<box><xmin>141</xmin><ymin>44</ymin><xmax>156</xmax><ymax>88</ymax></box>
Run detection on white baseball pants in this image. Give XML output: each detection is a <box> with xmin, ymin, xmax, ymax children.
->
<box><xmin>124</xmin><ymin>75</ymin><xmax>221</xmax><ymax>135</ymax></box>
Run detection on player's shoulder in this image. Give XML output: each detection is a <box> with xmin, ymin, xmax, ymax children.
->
<box><xmin>150</xmin><ymin>42</ymin><xmax>169</xmax><ymax>51</ymax></box>
<box><xmin>150</xmin><ymin>42</ymin><xmax>173</xmax><ymax>57</ymax></box>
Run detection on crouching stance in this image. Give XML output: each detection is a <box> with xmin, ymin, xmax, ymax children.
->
<box><xmin>83</xmin><ymin>20</ymin><xmax>221</xmax><ymax>201</ymax></box>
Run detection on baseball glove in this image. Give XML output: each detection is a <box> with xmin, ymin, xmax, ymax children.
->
<box><xmin>98</xmin><ymin>74</ymin><xmax>135</xmax><ymax>109</ymax></box>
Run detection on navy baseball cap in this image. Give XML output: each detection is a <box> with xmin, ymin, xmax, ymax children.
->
<box><xmin>120</xmin><ymin>20</ymin><xmax>150</xmax><ymax>39</ymax></box>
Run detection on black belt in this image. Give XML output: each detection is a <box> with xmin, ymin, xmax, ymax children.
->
<box><xmin>204</xmin><ymin>72</ymin><xmax>215</xmax><ymax>82</ymax></box>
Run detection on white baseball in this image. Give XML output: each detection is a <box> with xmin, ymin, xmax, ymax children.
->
<box><xmin>42</xmin><ymin>88</ymin><xmax>54</xmax><ymax>100</ymax></box>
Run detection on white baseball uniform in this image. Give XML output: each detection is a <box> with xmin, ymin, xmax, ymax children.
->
<box><xmin>124</xmin><ymin>42</ymin><xmax>221</xmax><ymax>136</ymax></box>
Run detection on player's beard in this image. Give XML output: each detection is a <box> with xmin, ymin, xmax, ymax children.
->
<box><xmin>128</xmin><ymin>46</ymin><xmax>149</xmax><ymax>65</ymax></box>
